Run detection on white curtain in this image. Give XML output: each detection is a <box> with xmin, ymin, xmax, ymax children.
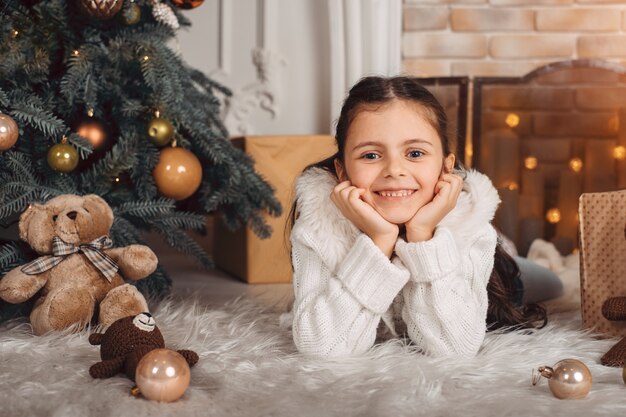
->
<box><xmin>328</xmin><ymin>0</ymin><xmax>402</xmax><ymax>131</ymax></box>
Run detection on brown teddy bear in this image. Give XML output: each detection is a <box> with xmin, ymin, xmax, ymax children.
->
<box><xmin>89</xmin><ymin>312</ymin><xmax>199</xmax><ymax>380</ymax></box>
<box><xmin>600</xmin><ymin>296</ymin><xmax>626</xmax><ymax>367</ymax></box>
<box><xmin>0</xmin><ymin>194</ymin><xmax>158</xmax><ymax>335</ymax></box>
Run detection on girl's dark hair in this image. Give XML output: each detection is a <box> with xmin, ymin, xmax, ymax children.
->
<box><xmin>287</xmin><ymin>75</ymin><xmax>547</xmax><ymax>331</ymax></box>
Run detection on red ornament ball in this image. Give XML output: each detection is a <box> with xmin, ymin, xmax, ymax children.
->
<box><xmin>171</xmin><ymin>0</ymin><xmax>204</xmax><ymax>9</ymax></box>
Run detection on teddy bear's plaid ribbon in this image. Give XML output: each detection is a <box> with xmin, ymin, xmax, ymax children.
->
<box><xmin>21</xmin><ymin>236</ymin><xmax>118</xmax><ymax>282</ymax></box>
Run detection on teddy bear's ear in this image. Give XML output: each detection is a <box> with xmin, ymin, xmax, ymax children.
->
<box><xmin>18</xmin><ymin>203</ymin><xmax>43</xmax><ymax>242</ymax></box>
<box><xmin>89</xmin><ymin>333</ymin><xmax>104</xmax><ymax>346</ymax></box>
<box><xmin>84</xmin><ymin>194</ymin><xmax>113</xmax><ymax>223</ymax></box>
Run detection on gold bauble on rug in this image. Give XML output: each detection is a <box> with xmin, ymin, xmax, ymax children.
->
<box><xmin>78</xmin><ymin>0</ymin><xmax>123</xmax><ymax>19</ymax></box>
<box><xmin>153</xmin><ymin>146</ymin><xmax>202</xmax><ymax>200</ymax></box>
<box><xmin>0</xmin><ymin>113</ymin><xmax>19</xmax><ymax>151</ymax></box>
<box><xmin>147</xmin><ymin>114</ymin><xmax>175</xmax><ymax>147</ymax></box>
<box><xmin>48</xmin><ymin>142</ymin><xmax>79</xmax><ymax>173</ymax></box>
<box><xmin>532</xmin><ymin>359</ymin><xmax>592</xmax><ymax>399</ymax></box>
<box><xmin>171</xmin><ymin>0</ymin><xmax>204</xmax><ymax>9</ymax></box>
<box><xmin>134</xmin><ymin>349</ymin><xmax>191</xmax><ymax>402</ymax></box>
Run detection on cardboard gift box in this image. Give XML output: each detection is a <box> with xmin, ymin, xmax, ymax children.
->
<box><xmin>214</xmin><ymin>135</ymin><xmax>337</xmax><ymax>284</ymax></box>
<box><xmin>579</xmin><ymin>190</ymin><xmax>626</xmax><ymax>337</ymax></box>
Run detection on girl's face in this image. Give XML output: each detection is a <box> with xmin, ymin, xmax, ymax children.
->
<box><xmin>335</xmin><ymin>99</ymin><xmax>455</xmax><ymax>225</ymax></box>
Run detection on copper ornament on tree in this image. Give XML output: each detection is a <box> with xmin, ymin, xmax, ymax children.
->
<box><xmin>171</xmin><ymin>0</ymin><xmax>204</xmax><ymax>9</ymax></box>
<box><xmin>0</xmin><ymin>113</ymin><xmax>19</xmax><ymax>151</ymax></box>
<box><xmin>153</xmin><ymin>144</ymin><xmax>202</xmax><ymax>200</ymax></box>
<box><xmin>47</xmin><ymin>138</ymin><xmax>79</xmax><ymax>173</ymax></box>
<box><xmin>532</xmin><ymin>359</ymin><xmax>592</xmax><ymax>399</ymax></box>
<box><xmin>78</xmin><ymin>0</ymin><xmax>123</xmax><ymax>19</ymax></box>
<box><xmin>76</xmin><ymin>117</ymin><xmax>107</xmax><ymax>150</ymax></box>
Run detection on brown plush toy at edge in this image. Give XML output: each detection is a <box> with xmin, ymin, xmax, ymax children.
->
<box><xmin>0</xmin><ymin>194</ymin><xmax>158</xmax><ymax>335</ymax></box>
<box><xmin>601</xmin><ymin>296</ymin><xmax>626</xmax><ymax>367</ymax></box>
<box><xmin>89</xmin><ymin>313</ymin><xmax>199</xmax><ymax>380</ymax></box>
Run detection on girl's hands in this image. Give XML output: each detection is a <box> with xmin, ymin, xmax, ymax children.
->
<box><xmin>331</xmin><ymin>181</ymin><xmax>399</xmax><ymax>257</ymax></box>
<box><xmin>405</xmin><ymin>173</ymin><xmax>463</xmax><ymax>242</ymax></box>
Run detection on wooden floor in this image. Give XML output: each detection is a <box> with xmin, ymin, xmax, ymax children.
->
<box><xmin>152</xmin><ymin>233</ymin><xmax>294</xmax><ymax>312</ymax></box>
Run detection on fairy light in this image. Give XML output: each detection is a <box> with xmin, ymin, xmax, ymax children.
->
<box><xmin>114</xmin><ymin>177</ymin><xmax>120</xmax><ymax>183</ymax></box>
<box><xmin>143</xmin><ymin>55</ymin><xmax>150</xmax><ymax>61</ymax></box>
<box><xmin>614</xmin><ymin>145</ymin><xmax>626</xmax><ymax>161</ymax></box>
<box><xmin>505</xmin><ymin>113</ymin><xmax>520</xmax><ymax>128</ymax></box>
<box><xmin>503</xmin><ymin>181</ymin><xmax>518</xmax><ymax>191</ymax></box>
<box><xmin>72</xmin><ymin>50</ymin><xmax>80</xmax><ymax>57</ymax></box>
<box><xmin>524</xmin><ymin>156</ymin><xmax>538</xmax><ymax>170</ymax></box>
<box><xmin>12</xmin><ymin>29</ymin><xmax>19</xmax><ymax>38</ymax></box>
<box><xmin>87</xmin><ymin>108</ymin><xmax>94</xmax><ymax>118</ymax></box>
<box><xmin>546</xmin><ymin>208</ymin><xmax>562</xmax><ymax>224</ymax></box>
<box><xmin>569</xmin><ymin>158</ymin><xmax>583</xmax><ymax>173</ymax></box>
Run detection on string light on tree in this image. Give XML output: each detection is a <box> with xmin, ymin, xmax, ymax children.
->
<box><xmin>48</xmin><ymin>136</ymin><xmax>79</xmax><ymax>173</ymax></box>
<box><xmin>569</xmin><ymin>158</ymin><xmax>583</xmax><ymax>173</ymax></box>
<box><xmin>153</xmin><ymin>141</ymin><xmax>202</xmax><ymax>200</ymax></box>
<box><xmin>0</xmin><ymin>113</ymin><xmax>19</xmax><ymax>151</ymax></box>
<box><xmin>524</xmin><ymin>156</ymin><xmax>538</xmax><ymax>170</ymax></box>
<box><xmin>148</xmin><ymin>110</ymin><xmax>175</xmax><ymax>147</ymax></box>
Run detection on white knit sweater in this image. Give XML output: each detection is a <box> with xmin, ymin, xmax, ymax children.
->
<box><xmin>290</xmin><ymin>167</ymin><xmax>500</xmax><ymax>358</ymax></box>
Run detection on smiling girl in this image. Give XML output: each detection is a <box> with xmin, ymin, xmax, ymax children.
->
<box><xmin>288</xmin><ymin>76</ymin><xmax>546</xmax><ymax>358</ymax></box>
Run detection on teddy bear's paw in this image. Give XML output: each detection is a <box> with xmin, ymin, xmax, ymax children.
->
<box><xmin>118</xmin><ymin>245</ymin><xmax>158</xmax><ymax>280</ymax></box>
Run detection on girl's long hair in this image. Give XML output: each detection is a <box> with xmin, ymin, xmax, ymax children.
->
<box><xmin>287</xmin><ymin>76</ymin><xmax>547</xmax><ymax>330</ymax></box>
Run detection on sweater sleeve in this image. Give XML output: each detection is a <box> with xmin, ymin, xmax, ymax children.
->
<box><xmin>394</xmin><ymin>224</ymin><xmax>497</xmax><ymax>357</ymax></box>
<box><xmin>291</xmin><ymin>232</ymin><xmax>410</xmax><ymax>358</ymax></box>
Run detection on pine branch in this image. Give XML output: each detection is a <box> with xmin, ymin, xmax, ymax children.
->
<box><xmin>0</xmin><ymin>87</ymin><xmax>9</xmax><ymax>107</ymax></box>
<box><xmin>10</xmin><ymin>104</ymin><xmax>66</xmax><ymax>138</ymax></box>
<box><xmin>152</xmin><ymin>224</ymin><xmax>213</xmax><ymax>270</ymax></box>
<box><xmin>67</xmin><ymin>133</ymin><xmax>94</xmax><ymax>160</ymax></box>
<box><xmin>114</xmin><ymin>199</ymin><xmax>175</xmax><ymax>217</ymax></box>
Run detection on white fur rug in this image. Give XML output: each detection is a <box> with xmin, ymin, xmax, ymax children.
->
<box><xmin>1</xmin><ymin>295</ymin><xmax>626</xmax><ymax>417</ymax></box>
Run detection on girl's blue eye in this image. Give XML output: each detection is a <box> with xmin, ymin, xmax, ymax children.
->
<box><xmin>363</xmin><ymin>153</ymin><xmax>379</xmax><ymax>160</ymax></box>
<box><xmin>408</xmin><ymin>150</ymin><xmax>423</xmax><ymax>158</ymax></box>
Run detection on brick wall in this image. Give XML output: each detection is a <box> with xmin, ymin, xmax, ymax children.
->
<box><xmin>403</xmin><ymin>0</ymin><xmax>626</xmax><ymax>77</ymax></box>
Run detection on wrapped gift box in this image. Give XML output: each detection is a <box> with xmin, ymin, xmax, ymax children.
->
<box><xmin>579</xmin><ymin>190</ymin><xmax>626</xmax><ymax>337</ymax></box>
<box><xmin>214</xmin><ymin>135</ymin><xmax>337</xmax><ymax>284</ymax></box>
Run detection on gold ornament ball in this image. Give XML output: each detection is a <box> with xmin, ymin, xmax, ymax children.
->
<box><xmin>78</xmin><ymin>0</ymin><xmax>123</xmax><ymax>19</ymax></box>
<box><xmin>544</xmin><ymin>359</ymin><xmax>592</xmax><ymax>400</ymax></box>
<box><xmin>153</xmin><ymin>147</ymin><xmax>203</xmax><ymax>200</ymax></box>
<box><xmin>0</xmin><ymin>113</ymin><xmax>19</xmax><ymax>151</ymax></box>
<box><xmin>171</xmin><ymin>0</ymin><xmax>205</xmax><ymax>9</ymax></box>
<box><xmin>148</xmin><ymin>117</ymin><xmax>175</xmax><ymax>147</ymax></box>
<box><xmin>135</xmin><ymin>348</ymin><xmax>191</xmax><ymax>402</ymax></box>
<box><xmin>76</xmin><ymin>119</ymin><xmax>107</xmax><ymax>150</ymax></box>
<box><xmin>121</xmin><ymin>2</ymin><xmax>141</xmax><ymax>25</ymax></box>
<box><xmin>48</xmin><ymin>143</ymin><xmax>79</xmax><ymax>173</ymax></box>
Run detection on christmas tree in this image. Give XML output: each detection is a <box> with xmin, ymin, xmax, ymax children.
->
<box><xmin>0</xmin><ymin>0</ymin><xmax>281</xmax><ymax>321</ymax></box>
